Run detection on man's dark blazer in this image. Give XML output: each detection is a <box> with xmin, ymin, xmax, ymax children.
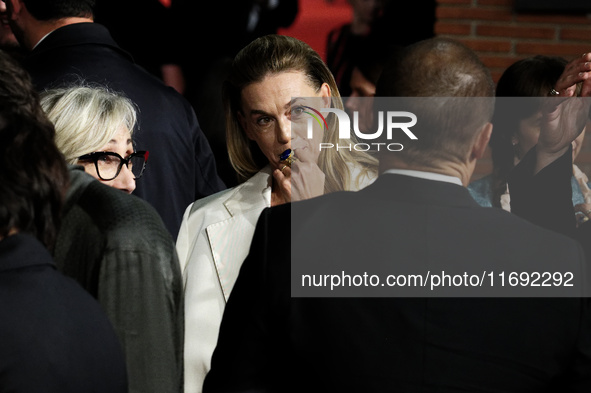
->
<box><xmin>22</xmin><ymin>22</ymin><xmax>226</xmax><ymax>238</ymax></box>
<box><xmin>204</xmin><ymin>174</ymin><xmax>591</xmax><ymax>392</ymax></box>
<box><xmin>0</xmin><ymin>233</ymin><xmax>127</xmax><ymax>392</ymax></box>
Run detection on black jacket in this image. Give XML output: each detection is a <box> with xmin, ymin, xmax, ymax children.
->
<box><xmin>0</xmin><ymin>233</ymin><xmax>128</xmax><ymax>392</ymax></box>
<box><xmin>23</xmin><ymin>22</ymin><xmax>226</xmax><ymax>238</ymax></box>
<box><xmin>205</xmin><ymin>174</ymin><xmax>591</xmax><ymax>392</ymax></box>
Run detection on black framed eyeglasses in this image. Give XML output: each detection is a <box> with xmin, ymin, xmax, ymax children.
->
<box><xmin>78</xmin><ymin>151</ymin><xmax>149</xmax><ymax>181</ymax></box>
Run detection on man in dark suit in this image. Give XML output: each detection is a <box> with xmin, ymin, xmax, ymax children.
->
<box><xmin>4</xmin><ymin>0</ymin><xmax>226</xmax><ymax>238</ymax></box>
<box><xmin>203</xmin><ymin>38</ymin><xmax>591</xmax><ymax>392</ymax></box>
<box><xmin>0</xmin><ymin>51</ymin><xmax>127</xmax><ymax>392</ymax></box>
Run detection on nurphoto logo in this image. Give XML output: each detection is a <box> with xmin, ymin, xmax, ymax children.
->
<box><xmin>303</xmin><ymin>106</ymin><xmax>418</xmax><ymax>152</ymax></box>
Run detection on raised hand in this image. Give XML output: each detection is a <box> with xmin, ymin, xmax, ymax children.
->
<box><xmin>536</xmin><ymin>53</ymin><xmax>591</xmax><ymax>173</ymax></box>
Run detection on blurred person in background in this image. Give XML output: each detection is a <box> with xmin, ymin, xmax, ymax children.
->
<box><xmin>326</xmin><ymin>0</ymin><xmax>387</xmax><ymax>97</ymax></box>
<box><xmin>468</xmin><ymin>55</ymin><xmax>591</xmax><ymax>225</ymax></box>
<box><xmin>172</xmin><ymin>0</ymin><xmax>299</xmax><ymax>188</ymax></box>
<box><xmin>344</xmin><ymin>41</ymin><xmax>399</xmax><ymax>144</ymax></box>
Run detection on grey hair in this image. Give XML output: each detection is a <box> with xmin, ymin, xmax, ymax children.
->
<box><xmin>40</xmin><ymin>84</ymin><xmax>138</xmax><ymax>164</ymax></box>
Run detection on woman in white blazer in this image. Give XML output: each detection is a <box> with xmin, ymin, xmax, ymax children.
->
<box><xmin>176</xmin><ymin>34</ymin><xmax>378</xmax><ymax>393</ymax></box>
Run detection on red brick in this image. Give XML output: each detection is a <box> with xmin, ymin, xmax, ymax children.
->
<box><xmin>437</xmin><ymin>0</ymin><xmax>472</xmax><ymax>4</ymax></box>
<box><xmin>437</xmin><ymin>6</ymin><xmax>513</xmax><ymax>21</ymax></box>
<box><xmin>561</xmin><ymin>28</ymin><xmax>591</xmax><ymax>42</ymax></box>
<box><xmin>459</xmin><ymin>39</ymin><xmax>512</xmax><ymax>52</ymax></box>
<box><xmin>435</xmin><ymin>21</ymin><xmax>472</xmax><ymax>35</ymax></box>
<box><xmin>516</xmin><ymin>14</ymin><xmax>591</xmax><ymax>24</ymax></box>
<box><xmin>490</xmin><ymin>70</ymin><xmax>505</xmax><ymax>84</ymax></box>
<box><xmin>476</xmin><ymin>24</ymin><xmax>555</xmax><ymax>39</ymax></box>
<box><xmin>477</xmin><ymin>0</ymin><xmax>513</xmax><ymax>5</ymax></box>
<box><xmin>479</xmin><ymin>55</ymin><xmax>524</xmax><ymax>69</ymax></box>
<box><xmin>515</xmin><ymin>42</ymin><xmax>590</xmax><ymax>58</ymax></box>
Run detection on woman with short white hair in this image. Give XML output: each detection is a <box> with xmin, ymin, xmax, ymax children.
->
<box><xmin>40</xmin><ymin>85</ymin><xmax>148</xmax><ymax>194</ymax></box>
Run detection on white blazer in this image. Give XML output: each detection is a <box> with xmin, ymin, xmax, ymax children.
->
<box><xmin>176</xmin><ymin>164</ymin><xmax>376</xmax><ymax>393</ymax></box>
<box><xmin>176</xmin><ymin>167</ymin><xmax>273</xmax><ymax>393</ymax></box>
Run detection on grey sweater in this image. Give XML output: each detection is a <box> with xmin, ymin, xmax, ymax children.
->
<box><xmin>53</xmin><ymin>166</ymin><xmax>183</xmax><ymax>393</ymax></box>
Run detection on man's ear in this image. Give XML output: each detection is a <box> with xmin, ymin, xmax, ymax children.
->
<box><xmin>472</xmin><ymin>122</ymin><xmax>493</xmax><ymax>160</ymax></box>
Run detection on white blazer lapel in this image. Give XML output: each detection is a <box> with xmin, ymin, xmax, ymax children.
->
<box><xmin>206</xmin><ymin>168</ymin><xmax>272</xmax><ymax>300</ymax></box>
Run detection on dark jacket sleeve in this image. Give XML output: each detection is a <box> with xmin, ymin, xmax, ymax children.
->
<box><xmin>508</xmin><ymin>145</ymin><xmax>579</xmax><ymax>239</ymax></box>
<box><xmin>508</xmin><ymin>144</ymin><xmax>591</xmax><ymax>267</ymax></box>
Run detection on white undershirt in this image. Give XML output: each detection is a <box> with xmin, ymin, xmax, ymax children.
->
<box><xmin>382</xmin><ymin>169</ymin><xmax>463</xmax><ymax>186</ymax></box>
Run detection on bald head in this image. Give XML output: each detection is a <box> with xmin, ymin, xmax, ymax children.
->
<box><xmin>375</xmin><ymin>38</ymin><xmax>495</xmax><ymax>175</ymax></box>
<box><xmin>377</xmin><ymin>38</ymin><xmax>494</xmax><ymax>98</ymax></box>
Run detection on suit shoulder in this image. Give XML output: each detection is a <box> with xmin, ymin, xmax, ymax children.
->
<box><xmin>186</xmin><ymin>170</ymin><xmax>270</xmax><ymax>220</ymax></box>
<box><xmin>188</xmin><ymin>185</ymin><xmax>239</xmax><ymax>214</ymax></box>
<box><xmin>290</xmin><ymin>191</ymin><xmax>357</xmax><ymax>213</ymax></box>
<box><xmin>177</xmin><ymin>187</ymin><xmax>239</xmax><ymax>239</ymax></box>
<box><xmin>260</xmin><ymin>191</ymin><xmax>355</xmax><ymax>231</ymax></box>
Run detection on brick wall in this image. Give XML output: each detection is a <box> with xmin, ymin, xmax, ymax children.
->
<box><xmin>434</xmin><ymin>0</ymin><xmax>591</xmax><ymax>179</ymax></box>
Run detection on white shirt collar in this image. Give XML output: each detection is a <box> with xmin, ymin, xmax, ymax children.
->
<box><xmin>32</xmin><ymin>31</ymin><xmax>54</xmax><ymax>50</ymax></box>
<box><xmin>382</xmin><ymin>169</ymin><xmax>463</xmax><ymax>186</ymax></box>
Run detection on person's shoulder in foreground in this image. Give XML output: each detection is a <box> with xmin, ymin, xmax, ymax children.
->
<box><xmin>0</xmin><ymin>233</ymin><xmax>128</xmax><ymax>393</ymax></box>
<box><xmin>205</xmin><ymin>186</ymin><xmax>591</xmax><ymax>393</ymax></box>
<box><xmin>0</xmin><ymin>58</ymin><xmax>128</xmax><ymax>390</ymax></box>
